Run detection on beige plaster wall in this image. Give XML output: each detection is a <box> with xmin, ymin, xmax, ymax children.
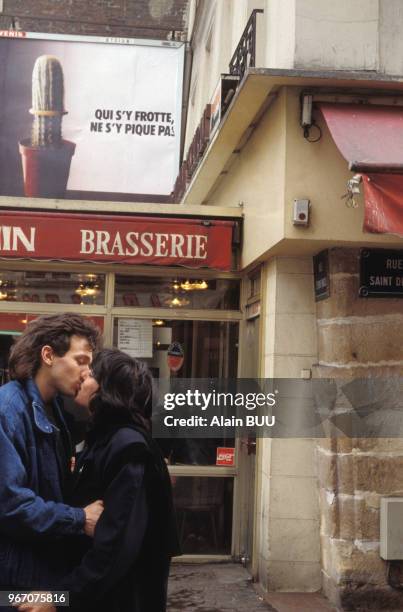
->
<box><xmin>185</xmin><ymin>0</ymin><xmax>235</xmax><ymax>152</ymax></box>
<box><xmin>294</xmin><ymin>0</ymin><xmax>403</xmax><ymax>76</ymax></box>
<box><xmin>206</xmin><ymin>89</ymin><xmax>288</xmax><ymax>269</ymax></box>
<box><xmin>282</xmin><ymin>87</ymin><xmax>403</xmax><ymax>248</ymax></box>
<box><xmin>185</xmin><ymin>0</ymin><xmax>266</xmax><ymax>153</ymax></box>
<box><xmin>294</xmin><ymin>0</ymin><xmax>379</xmax><ymax>71</ymax></box>
<box><xmin>379</xmin><ymin>0</ymin><xmax>403</xmax><ymax>75</ymax></box>
<box><xmin>264</xmin><ymin>0</ymin><xmax>296</xmax><ymax>69</ymax></box>
<box><xmin>206</xmin><ymin>85</ymin><xmax>402</xmax><ymax>270</ymax></box>
<box><xmin>255</xmin><ymin>256</ymin><xmax>321</xmax><ymax>591</ymax></box>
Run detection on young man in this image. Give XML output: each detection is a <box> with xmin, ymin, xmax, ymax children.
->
<box><xmin>0</xmin><ymin>313</ymin><xmax>103</xmax><ymax>596</ymax></box>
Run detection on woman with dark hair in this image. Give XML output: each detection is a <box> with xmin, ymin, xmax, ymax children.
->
<box><xmin>18</xmin><ymin>348</ymin><xmax>180</xmax><ymax>612</ymax></box>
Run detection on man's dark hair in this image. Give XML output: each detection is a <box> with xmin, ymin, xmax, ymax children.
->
<box><xmin>8</xmin><ymin>313</ymin><xmax>101</xmax><ymax>380</ymax></box>
<box><xmin>90</xmin><ymin>348</ymin><xmax>153</xmax><ymax>427</ymax></box>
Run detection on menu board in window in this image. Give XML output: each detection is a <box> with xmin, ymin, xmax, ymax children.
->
<box><xmin>117</xmin><ymin>319</ymin><xmax>153</xmax><ymax>358</ymax></box>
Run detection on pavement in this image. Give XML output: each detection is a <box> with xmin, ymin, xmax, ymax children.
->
<box><xmin>168</xmin><ymin>563</ymin><xmax>338</xmax><ymax>612</ymax></box>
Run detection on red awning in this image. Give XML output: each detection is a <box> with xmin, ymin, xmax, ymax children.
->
<box><xmin>318</xmin><ymin>103</ymin><xmax>403</xmax><ymax>173</ymax></box>
<box><xmin>318</xmin><ymin>103</ymin><xmax>403</xmax><ymax>236</ymax></box>
<box><xmin>0</xmin><ymin>211</ymin><xmax>236</xmax><ymax>271</ymax></box>
<box><xmin>362</xmin><ymin>174</ymin><xmax>403</xmax><ymax>236</ymax></box>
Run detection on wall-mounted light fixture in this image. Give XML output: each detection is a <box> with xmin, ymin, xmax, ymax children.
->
<box><xmin>301</xmin><ymin>93</ymin><xmax>313</xmax><ymax>130</ymax></box>
<box><xmin>300</xmin><ymin>92</ymin><xmax>322</xmax><ymax>142</ymax></box>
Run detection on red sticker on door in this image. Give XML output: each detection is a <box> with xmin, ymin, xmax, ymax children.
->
<box><xmin>167</xmin><ymin>341</ymin><xmax>184</xmax><ymax>372</ymax></box>
<box><xmin>216</xmin><ymin>447</ymin><xmax>235</xmax><ymax>466</ymax></box>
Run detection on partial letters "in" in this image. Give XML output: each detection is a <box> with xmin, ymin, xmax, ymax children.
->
<box><xmin>0</xmin><ymin>226</ymin><xmax>36</xmax><ymax>252</ymax></box>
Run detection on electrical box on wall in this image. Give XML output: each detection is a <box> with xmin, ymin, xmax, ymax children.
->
<box><xmin>293</xmin><ymin>199</ymin><xmax>310</xmax><ymax>226</ymax></box>
<box><xmin>380</xmin><ymin>497</ymin><xmax>403</xmax><ymax>560</ymax></box>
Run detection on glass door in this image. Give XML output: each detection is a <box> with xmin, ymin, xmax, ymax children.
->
<box><xmin>113</xmin><ymin>316</ymin><xmax>239</xmax><ymax>557</ymax></box>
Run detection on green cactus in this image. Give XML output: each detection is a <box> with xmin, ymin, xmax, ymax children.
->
<box><xmin>30</xmin><ymin>55</ymin><xmax>65</xmax><ymax>147</ymax></box>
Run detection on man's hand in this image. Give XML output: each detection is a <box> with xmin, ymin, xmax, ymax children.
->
<box><xmin>83</xmin><ymin>499</ymin><xmax>104</xmax><ymax>537</ymax></box>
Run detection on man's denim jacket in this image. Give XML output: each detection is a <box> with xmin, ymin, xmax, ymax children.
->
<box><xmin>0</xmin><ymin>378</ymin><xmax>85</xmax><ymax>587</ymax></box>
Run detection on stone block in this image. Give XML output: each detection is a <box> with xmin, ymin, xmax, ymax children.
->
<box><xmin>317</xmin><ymin>274</ymin><xmax>403</xmax><ymax>320</ymax></box>
<box><xmin>271</xmin><ymin>439</ymin><xmax>316</xmax><ymax>477</ymax></box>
<box><xmin>4</xmin><ymin>0</ymin><xmax>188</xmax><ymax>39</ymax></box>
<box><xmin>322</xmin><ymin>572</ymin><xmax>403</xmax><ymax>611</ymax></box>
<box><xmin>313</xmin><ymin>363</ymin><xmax>403</xmax><ymax>378</ymax></box>
<box><xmin>319</xmin><ymin>452</ymin><xmax>403</xmax><ymax>496</ymax></box>
<box><xmin>269</xmin><ymin>517</ymin><xmax>321</xmax><ymax>562</ymax></box>
<box><xmin>321</xmin><ymin>536</ymin><xmax>387</xmax><ymax>585</ymax></box>
<box><xmin>315</xmin><ymin>245</ymin><xmax>403</xmax><ymax>325</ymax></box>
<box><xmin>340</xmin><ymin>585</ymin><xmax>403</xmax><ymax>611</ymax></box>
<box><xmin>354</xmin><ymin>438</ymin><xmax>403</xmax><ymax>453</ymax></box>
<box><xmin>354</xmin><ymin>455</ymin><xmax>403</xmax><ymax>494</ymax></box>
<box><xmin>317</xmin><ymin>317</ymin><xmax>403</xmax><ymax>365</ymax></box>
<box><xmin>316</xmin><ymin>274</ymin><xmax>359</xmax><ymax>320</ymax></box>
<box><xmin>317</xmin><ymin>325</ymin><xmax>352</xmax><ymax>365</ymax></box>
<box><xmin>329</xmin><ymin>248</ymin><xmax>360</xmax><ymax>276</ymax></box>
<box><xmin>275</xmin><ymin>313</ymin><xmax>318</xmax><ymax>355</ymax></box>
<box><xmin>267</xmin><ymin>560</ymin><xmax>321</xmax><ymax>592</ymax></box>
<box><xmin>319</xmin><ymin>489</ymin><xmax>337</xmax><ymax>539</ymax></box>
<box><xmin>320</xmin><ymin>533</ymin><xmax>335</xmax><ymax>579</ymax></box>
<box><xmin>276</xmin><ymin>272</ymin><xmax>316</xmax><ymax>315</ymax></box>
<box><xmin>317</xmin><ymin>437</ymin><xmax>353</xmax><ymax>454</ymax></box>
<box><xmin>271</xmin><ymin>355</ymin><xmax>317</xmax><ymax>377</ymax></box>
<box><xmin>270</xmin><ymin>475</ymin><xmax>320</xmax><ymax>519</ymax></box>
<box><xmin>321</xmin><ymin>570</ymin><xmax>342</xmax><ymax>609</ymax></box>
<box><xmin>317</xmin><ymin>452</ymin><xmax>354</xmax><ymax>494</ymax></box>
<box><xmin>319</xmin><ymin>489</ymin><xmax>380</xmax><ymax>540</ymax></box>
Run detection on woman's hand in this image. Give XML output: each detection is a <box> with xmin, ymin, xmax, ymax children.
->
<box><xmin>16</xmin><ymin>604</ymin><xmax>55</xmax><ymax>612</ymax></box>
<box><xmin>12</xmin><ymin>593</ymin><xmax>56</xmax><ymax>612</ymax></box>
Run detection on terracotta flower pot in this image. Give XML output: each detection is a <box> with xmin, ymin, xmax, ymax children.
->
<box><xmin>19</xmin><ymin>139</ymin><xmax>76</xmax><ymax>198</ymax></box>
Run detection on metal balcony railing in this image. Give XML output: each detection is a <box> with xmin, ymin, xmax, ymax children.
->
<box><xmin>229</xmin><ymin>9</ymin><xmax>263</xmax><ymax>81</ymax></box>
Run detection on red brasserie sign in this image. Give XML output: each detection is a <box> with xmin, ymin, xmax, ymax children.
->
<box><xmin>0</xmin><ymin>211</ymin><xmax>234</xmax><ymax>271</ymax></box>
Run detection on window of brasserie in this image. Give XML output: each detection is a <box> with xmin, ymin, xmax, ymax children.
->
<box><xmin>113</xmin><ymin>273</ymin><xmax>241</xmax><ymax>557</ymax></box>
<box><xmin>114</xmin><ymin>275</ymin><xmax>240</xmax><ymax>309</ymax></box>
<box><xmin>0</xmin><ymin>268</ymin><xmax>106</xmax><ymax>384</ymax></box>
<box><xmin>0</xmin><ymin>270</ymin><xmax>106</xmax><ymax>305</ymax></box>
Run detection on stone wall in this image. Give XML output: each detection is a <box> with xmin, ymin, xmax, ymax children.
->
<box><xmin>315</xmin><ymin>248</ymin><xmax>403</xmax><ymax>610</ymax></box>
<box><xmin>0</xmin><ymin>0</ymin><xmax>189</xmax><ymax>39</ymax></box>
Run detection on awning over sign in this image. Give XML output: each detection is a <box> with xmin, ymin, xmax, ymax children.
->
<box><xmin>318</xmin><ymin>103</ymin><xmax>403</xmax><ymax>236</ymax></box>
<box><xmin>0</xmin><ymin>211</ymin><xmax>237</xmax><ymax>271</ymax></box>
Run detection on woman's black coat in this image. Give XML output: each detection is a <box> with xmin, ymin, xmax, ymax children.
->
<box><xmin>58</xmin><ymin>420</ymin><xmax>180</xmax><ymax>612</ymax></box>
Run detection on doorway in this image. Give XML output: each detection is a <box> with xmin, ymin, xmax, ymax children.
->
<box><xmin>113</xmin><ymin>316</ymin><xmax>240</xmax><ymax>557</ymax></box>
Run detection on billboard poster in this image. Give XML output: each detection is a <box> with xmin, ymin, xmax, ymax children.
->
<box><xmin>0</xmin><ymin>32</ymin><xmax>184</xmax><ymax>200</ymax></box>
